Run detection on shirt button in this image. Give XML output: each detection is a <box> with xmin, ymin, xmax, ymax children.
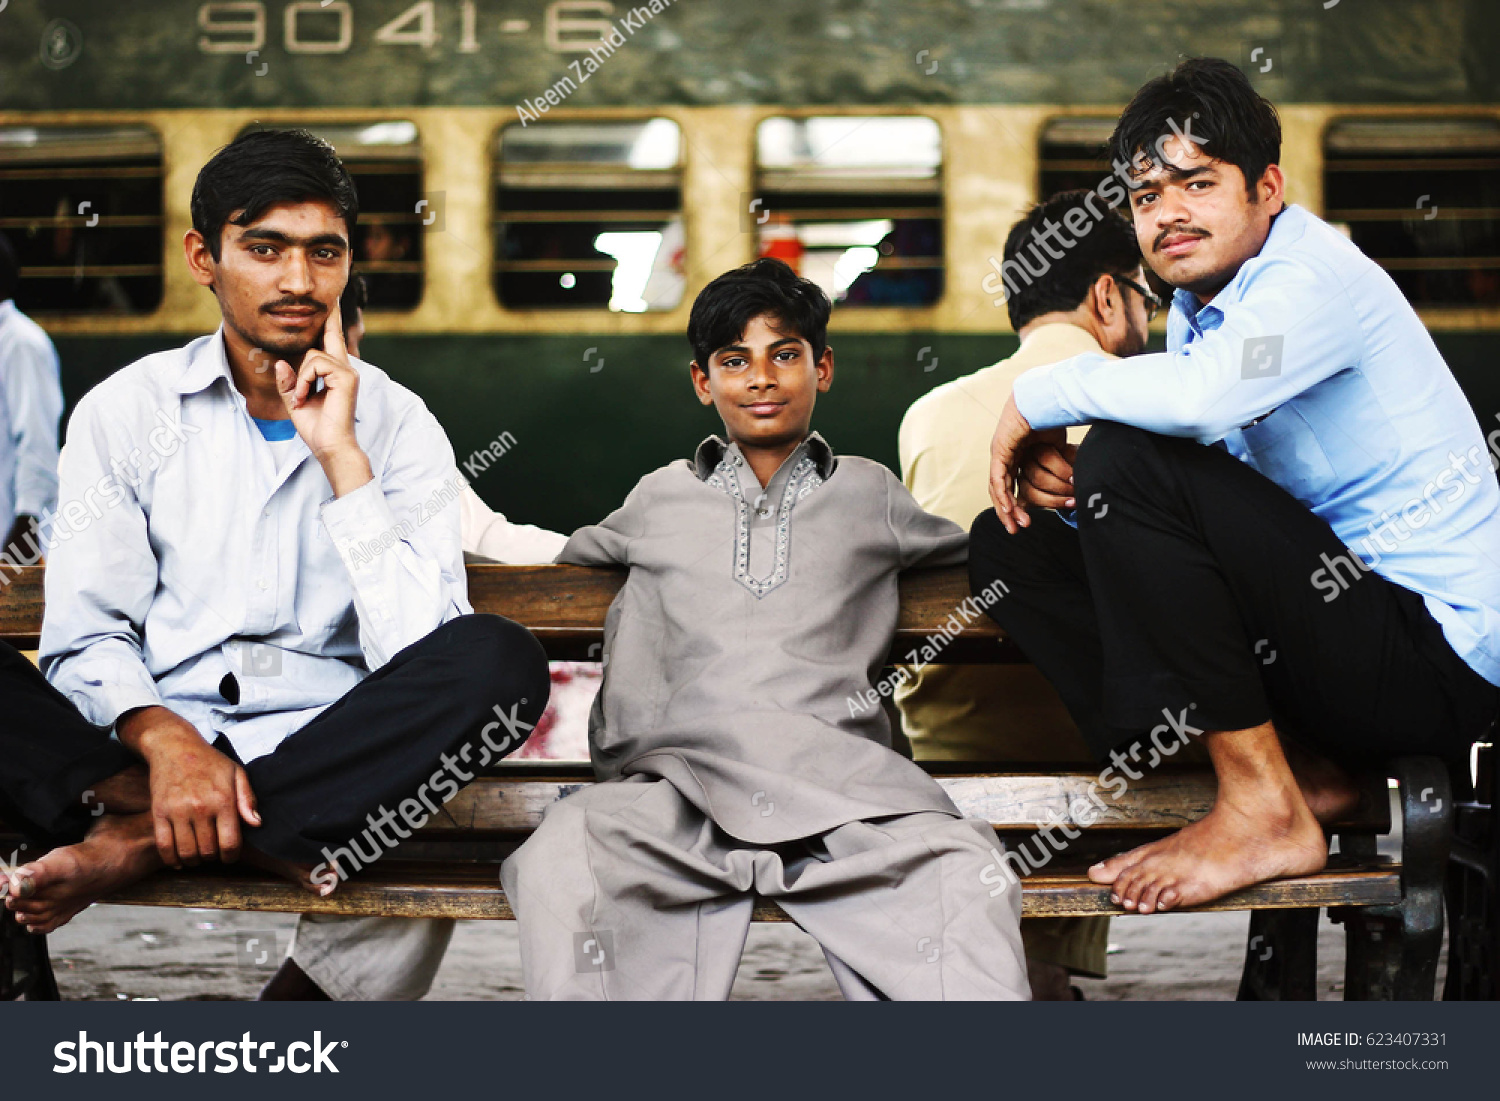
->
<box><xmin>757</xmin><ymin>508</ymin><xmax>770</xmax><ymax>518</ymax></box>
<box><xmin>256</xmin><ymin>578</ymin><xmax>270</xmax><ymax>590</ymax></box>
<box><xmin>262</xmin><ymin>509</ymin><xmax>271</xmax><ymax>519</ymax></box>
<box><xmin>732</xmin><ymin>455</ymin><xmax>743</xmax><ymax>466</ymax></box>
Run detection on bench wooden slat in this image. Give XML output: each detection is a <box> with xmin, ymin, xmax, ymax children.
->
<box><xmin>0</xmin><ymin>565</ymin><xmax>44</xmax><ymax>648</ymax></box>
<box><xmin>0</xmin><ymin>564</ymin><xmax>1025</xmax><ymax>663</ymax></box>
<box><xmin>419</xmin><ymin>769</ymin><xmax>1391</xmax><ymax>836</ymax></box>
<box><xmin>100</xmin><ymin>860</ymin><xmax>1404</xmax><ymax>921</ymax></box>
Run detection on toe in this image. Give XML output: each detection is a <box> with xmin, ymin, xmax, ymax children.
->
<box><xmin>1113</xmin><ymin>865</ymin><xmax>1145</xmax><ymax>910</ymax></box>
<box><xmin>1136</xmin><ymin>876</ymin><xmax>1164</xmax><ymax>915</ymax></box>
<box><xmin>1157</xmin><ymin>886</ymin><xmax>1180</xmax><ymax>912</ymax></box>
<box><xmin>1090</xmin><ymin>845</ymin><xmax>1148</xmax><ymax>885</ymax></box>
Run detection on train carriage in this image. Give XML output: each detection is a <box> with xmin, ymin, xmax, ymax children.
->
<box><xmin>2</xmin><ymin>0</ymin><xmax>1498</xmax><ymax>531</ymax></box>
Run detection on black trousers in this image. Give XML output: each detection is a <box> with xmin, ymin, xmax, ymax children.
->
<box><xmin>969</xmin><ymin>423</ymin><xmax>1498</xmax><ymax>774</ymax></box>
<box><xmin>0</xmin><ymin>614</ymin><xmax>550</xmax><ymax>864</ymax></box>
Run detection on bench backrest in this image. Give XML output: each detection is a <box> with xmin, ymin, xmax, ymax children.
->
<box><xmin>0</xmin><ymin>562</ymin><xmax>1393</xmax><ymax>839</ymax></box>
<box><xmin>0</xmin><ymin>563</ymin><xmax>1019</xmax><ymax>662</ymax></box>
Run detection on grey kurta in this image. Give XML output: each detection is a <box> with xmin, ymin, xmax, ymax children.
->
<box><xmin>501</xmin><ymin>433</ymin><xmax>1028</xmax><ymax>1000</ymax></box>
<box><xmin>566</xmin><ymin>432</ymin><xmax>972</xmax><ymax>836</ymax></box>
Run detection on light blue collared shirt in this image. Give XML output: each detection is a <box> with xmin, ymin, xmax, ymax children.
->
<box><xmin>40</xmin><ymin>328</ymin><xmax>472</xmax><ymax>762</ymax></box>
<box><xmin>1012</xmin><ymin>204</ymin><xmax>1500</xmax><ymax>686</ymax></box>
<box><xmin>0</xmin><ymin>299</ymin><xmax>63</xmax><ymax>525</ymax></box>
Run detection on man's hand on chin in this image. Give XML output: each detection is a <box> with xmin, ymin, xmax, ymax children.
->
<box><xmin>274</xmin><ymin>306</ymin><xmax>373</xmax><ymax>497</ymax></box>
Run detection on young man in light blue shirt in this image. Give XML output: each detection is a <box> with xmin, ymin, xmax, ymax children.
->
<box><xmin>974</xmin><ymin>58</ymin><xmax>1500</xmax><ymax>915</ymax></box>
<box><xmin>2</xmin><ymin>130</ymin><xmax>549</xmax><ymax>936</ymax></box>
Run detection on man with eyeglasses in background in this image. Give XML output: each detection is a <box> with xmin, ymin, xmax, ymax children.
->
<box><xmin>895</xmin><ymin>189</ymin><xmax>1154</xmax><ymax>998</ymax></box>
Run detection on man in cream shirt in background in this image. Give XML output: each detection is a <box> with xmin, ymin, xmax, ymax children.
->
<box><xmin>896</xmin><ymin>191</ymin><xmax>1155</xmax><ymax>998</ymax></box>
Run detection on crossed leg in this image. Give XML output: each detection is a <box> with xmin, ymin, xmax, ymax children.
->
<box><xmin>4</xmin><ymin>614</ymin><xmax>550</xmax><ymax>936</ymax></box>
<box><xmin>970</xmin><ymin>423</ymin><xmax>1495</xmax><ymax>915</ymax></box>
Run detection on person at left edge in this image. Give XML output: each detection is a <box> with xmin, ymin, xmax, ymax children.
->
<box><xmin>0</xmin><ymin>129</ymin><xmax>550</xmax><ymax>934</ymax></box>
<box><xmin>0</xmin><ymin>232</ymin><xmax>64</xmax><ymax>566</ymax></box>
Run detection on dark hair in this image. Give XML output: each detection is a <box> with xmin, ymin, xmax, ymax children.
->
<box><xmin>340</xmin><ymin>270</ymin><xmax>367</xmax><ymax>331</ymax></box>
<box><xmin>1001</xmin><ymin>190</ymin><xmax>1141</xmax><ymax>330</ymax></box>
<box><xmin>191</xmin><ymin>129</ymin><xmax>358</xmax><ymax>260</ymax></box>
<box><xmin>0</xmin><ymin>233</ymin><xmax>16</xmax><ymax>302</ymax></box>
<box><xmin>688</xmin><ymin>257</ymin><xmax>830</xmax><ymax>367</ymax></box>
<box><xmin>1110</xmin><ymin>57</ymin><xmax>1281</xmax><ymax>199</ymax></box>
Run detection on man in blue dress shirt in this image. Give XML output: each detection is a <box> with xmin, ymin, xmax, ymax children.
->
<box><xmin>972</xmin><ymin>58</ymin><xmax>1500</xmax><ymax>914</ymax></box>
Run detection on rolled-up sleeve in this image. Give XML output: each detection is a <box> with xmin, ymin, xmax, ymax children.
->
<box><xmin>39</xmin><ymin>401</ymin><xmax>163</xmax><ymax>729</ymax></box>
<box><xmin>321</xmin><ymin>404</ymin><xmax>470</xmax><ymax>670</ymax></box>
<box><xmin>1012</xmin><ymin>254</ymin><xmax>1364</xmax><ymax>443</ymax></box>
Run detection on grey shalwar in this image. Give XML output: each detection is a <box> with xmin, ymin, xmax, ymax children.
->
<box><xmin>500</xmin><ymin>433</ymin><xmax>1029</xmax><ymax>1000</ymax></box>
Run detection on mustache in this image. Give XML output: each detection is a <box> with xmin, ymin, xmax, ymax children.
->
<box><xmin>1154</xmin><ymin>226</ymin><xmax>1211</xmax><ymax>251</ymax></box>
<box><xmin>261</xmin><ymin>297</ymin><xmax>323</xmax><ymax>313</ymax></box>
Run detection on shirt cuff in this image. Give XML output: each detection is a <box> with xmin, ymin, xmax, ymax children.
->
<box><xmin>1012</xmin><ymin>363</ymin><xmax>1072</xmax><ymax>432</ymax></box>
<box><xmin>91</xmin><ymin>679</ymin><xmax>165</xmax><ymax>736</ymax></box>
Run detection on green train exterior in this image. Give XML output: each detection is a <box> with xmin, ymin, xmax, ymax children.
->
<box><xmin>4</xmin><ymin>0</ymin><xmax>1499</xmax><ymax>533</ymax></box>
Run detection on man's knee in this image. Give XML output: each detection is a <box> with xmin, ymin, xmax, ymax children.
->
<box><xmin>1068</xmin><ymin>423</ymin><xmax>1146</xmax><ymax>495</ymax></box>
<box><xmin>434</xmin><ymin>614</ymin><xmax>551</xmax><ymax>724</ymax></box>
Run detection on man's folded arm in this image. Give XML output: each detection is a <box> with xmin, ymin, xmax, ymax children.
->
<box><xmin>321</xmin><ymin>404</ymin><xmax>471</xmax><ymax>670</ymax></box>
<box><xmin>1011</xmin><ymin>255</ymin><xmax>1363</xmax><ymax>443</ymax></box>
<box><xmin>460</xmin><ymin>482</ymin><xmax>568</xmax><ymax>564</ymax></box>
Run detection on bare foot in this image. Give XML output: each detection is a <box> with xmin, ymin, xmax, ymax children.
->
<box><xmin>242</xmin><ymin>847</ymin><xmax>340</xmax><ymax>899</ymax></box>
<box><xmin>1087</xmin><ymin>785</ymin><xmax>1329</xmax><ymax>914</ymax></box>
<box><xmin>1282</xmin><ymin>741</ymin><xmax>1362</xmax><ymax>824</ymax></box>
<box><xmin>4</xmin><ymin>813</ymin><xmax>161</xmax><ymax>934</ymax></box>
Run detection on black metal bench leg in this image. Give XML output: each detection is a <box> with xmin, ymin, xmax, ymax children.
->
<box><xmin>0</xmin><ymin>917</ymin><xmax>60</xmax><ymax>1001</ymax></box>
<box><xmin>1237</xmin><ymin>907</ymin><xmax>1319</xmax><ymax>999</ymax></box>
<box><xmin>1336</xmin><ymin>757</ymin><xmax>1452</xmax><ymax>1000</ymax></box>
<box><xmin>1444</xmin><ymin>741</ymin><xmax>1495</xmax><ymax>999</ymax></box>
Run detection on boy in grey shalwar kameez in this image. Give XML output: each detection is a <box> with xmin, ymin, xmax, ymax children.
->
<box><xmin>500</xmin><ymin>259</ymin><xmax>1028</xmax><ymax>1000</ymax></box>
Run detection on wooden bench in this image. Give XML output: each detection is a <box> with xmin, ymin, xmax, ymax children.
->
<box><xmin>2</xmin><ymin>563</ymin><xmax>1494</xmax><ymax>1001</ymax></box>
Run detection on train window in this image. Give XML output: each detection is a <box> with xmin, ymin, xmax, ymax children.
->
<box><xmin>754</xmin><ymin>116</ymin><xmax>942</xmax><ymax>307</ymax></box>
<box><xmin>1325</xmin><ymin>118</ymin><xmax>1500</xmax><ymax>308</ymax></box>
<box><xmin>241</xmin><ymin>120</ymin><xmax>425</xmax><ymax>311</ymax></box>
<box><xmin>0</xmin><ymin>126</ymin><xmax>164</xmax><ymax>315</ymax></box>
<box><xmin>494</xmin><ymin>119</ymin><xmax>684</xmax><ymax>312</ymax></box>
<box><xmin>1038</xmin><ymin>118</ymin><xmax>1117</xmax><ymax>201</ymax></box>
